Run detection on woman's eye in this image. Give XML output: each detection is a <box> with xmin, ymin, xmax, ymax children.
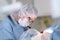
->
<box><xmin>28</xmin><ymin>17</ymin><xmax>31</xmax><ymax>20</ymax></box>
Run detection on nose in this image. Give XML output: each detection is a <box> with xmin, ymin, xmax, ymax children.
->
<box><xmin>30</xmin><ymin>17</ymin><xmax>36</xmax><ymax>22</ymax></box>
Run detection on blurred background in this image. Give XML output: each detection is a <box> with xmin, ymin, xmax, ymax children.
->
<box><xmin>0</xmin><ymin>0</ymin><xmax>58</xmax><ymax>32</ymax></box>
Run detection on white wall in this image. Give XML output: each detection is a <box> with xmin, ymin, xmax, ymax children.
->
<box><xmin>7</xmin><ymin>0</ymin><xmax>33</xmax><ymax>4</ymax></box>
<box><xmin>17</xmin><ymin>0</ymin><xmax>33</xmax><ymax>4</ymax></box>
<box><xmin>51</xmin><ymin>0</ymin><xmax>60</xmax><ymax>18</ymax></box>
<box><xmin>34</xmin><ymin>0</ymin><xmax>51</xmax><ymax>16</ymax></box>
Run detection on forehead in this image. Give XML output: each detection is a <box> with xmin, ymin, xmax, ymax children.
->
<box><xmin>29</xmin><ymin>15</ymin><xmax>37</xmax><ymax>18</ymax></box>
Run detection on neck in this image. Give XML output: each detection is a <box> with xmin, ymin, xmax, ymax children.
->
<box><xmin>13</xmin><ymin>15</ymin><xmax>19</xmax><ymax>22</ymax></box>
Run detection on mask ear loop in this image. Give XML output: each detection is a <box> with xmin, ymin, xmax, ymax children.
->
<box><xmin>27</xmin><ymin>26</ymin><xmax>31</xmax><ymax>29</ymax></box>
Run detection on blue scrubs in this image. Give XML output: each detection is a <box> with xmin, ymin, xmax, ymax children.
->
<box><xmin>0</xmin><ymin>15</ymin><xmax>30</xmax><ymax>40</ymax></box>
<box><xmin>50</xmin><ymin>18</ymin><xmax>60</xmax><ymax>40</ymax></box>
<box><xmin>45</xmin><ymin>25</ymin><xmax>56</xmax><ymax>33</ymax></box>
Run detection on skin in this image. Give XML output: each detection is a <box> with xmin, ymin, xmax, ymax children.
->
<box><xmin>13</xmin><ymin>15</ymin><xmax>19</xmax><ymax>22</ymax></box>
<box><xmin>13</xmin><ymin>15</ymin><xmax>36</xmax><ymax>29</ymax></box>
<box><xmin>13</xmin><ymin>15</ymin><xmax>36</xmax><ymax>22</ymax></box>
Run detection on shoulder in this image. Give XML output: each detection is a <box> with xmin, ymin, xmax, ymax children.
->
<box><xmin>0</xmin><ymin>17</ymin><xmax>13</xmax><ymax>32</ymax></box>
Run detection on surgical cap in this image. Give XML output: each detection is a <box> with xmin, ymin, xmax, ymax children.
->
<box><xmin>18</xmin><ymin>4</ymin><xmax>38</xmax><ymax>18</ymax></box>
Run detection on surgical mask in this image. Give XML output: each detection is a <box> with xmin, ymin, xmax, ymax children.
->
<box><xmin>18</xmin><ymin>18</ymin><xmax>29</xmax><ymax>27</ymax></box>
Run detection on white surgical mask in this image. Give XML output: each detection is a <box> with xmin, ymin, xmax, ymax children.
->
<box><xmin>18</xmin><ymin>18</ymin><xmax>29</xmax><ymax>27</ymax></box>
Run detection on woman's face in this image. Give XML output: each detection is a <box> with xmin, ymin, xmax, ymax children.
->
<box><xmin>20</xmin><ymin>16</ymin><xmax>36</xmax><ymax>22</ymax></box>
<box><xmin>28</xmin><ymin>16</ymin><xmax>36</xmax><ymax>22</ymax></box>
